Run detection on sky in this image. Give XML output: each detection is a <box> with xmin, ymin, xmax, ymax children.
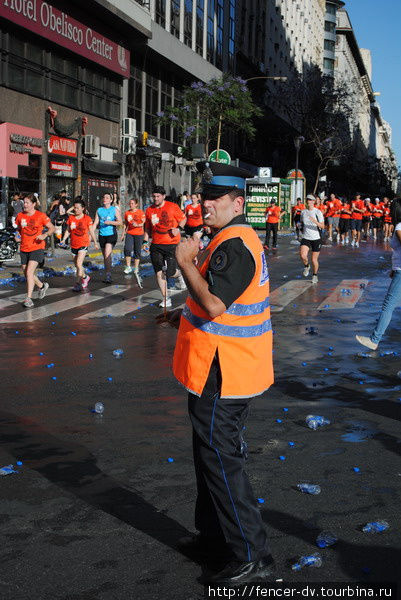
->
<box><xmin>346</xmin><ymin>0</ymin><xmax>401</xmax><ymax>168</ymax></box>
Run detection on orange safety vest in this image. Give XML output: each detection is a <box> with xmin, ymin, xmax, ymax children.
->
<box><xmin>173</xmin><ymin>224</ymin><xmax>274</xmax><ymax>399</ymax></box>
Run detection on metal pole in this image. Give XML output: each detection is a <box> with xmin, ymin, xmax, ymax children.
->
<box><xmin>295</xmin><ymin>147</ymin><xmax>299</xmax><ymax>203</ymax></box>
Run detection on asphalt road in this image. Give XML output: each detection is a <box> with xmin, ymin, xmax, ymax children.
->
<box><xmin>0</xmin><ymin>234</ymin><xmax>400</xmax><ymax>600</ymax></box>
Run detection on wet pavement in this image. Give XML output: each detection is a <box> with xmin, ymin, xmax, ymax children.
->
<box><xmin>0</xmin><ymin>234</ymin><xmax>400</xmax><ymax>599</ymax></box>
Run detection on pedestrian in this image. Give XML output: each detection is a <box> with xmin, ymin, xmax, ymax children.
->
<box><xmin>362</xmin><ymin>198</ymin><xmax>372</xmax><ymax>240</ymax></box>
<box><xmin>10</xmin><ymin>193</ymin><xmax>24</xmax><ymax>228</ymax></box>
<box><xmin>15</xmin><ymin>193</ymin><xmax>55</xmax><ymax>308</ymax></box>
<box><xmin>299</xmin><ymin>194</ymin><xmax>325</xmax><ymax>284</ymax></box>
<box><xmin>382</xmin><ymin>197</ymin><xmax>393</xmax><ymax>241</ymax></box>
<box><xmin>184</xmin><ymin>193</ymin><xmax>204</xmax><ymax>238</ymax></box>
<box><xmin>157</xmin><ymin>161</ymin><xmax>277</xmax><ymax>585</ymax></box>
<box><xmin>93</xmin><ymin>193</ymin><xmax>122</xmax><ymax>284</ymax></box>
<box><xmin>371</xmin><ymin>198</ymin><xmax>383</xmax><ymax>241</ymax></box>
<box><xmin>143</xmin><ymin>186</ymin><xmax>187</xmax><ymax>308</ymax></box>
<box><xmin>338</xmin><ymin>197</ymin><xmax>352</xmax><ymax>245</ymax></box>
<box><xmin>60</xmin><ymin>197</ymin><xmax>98</xmax><ymax>292</ymax></box>
<box><xmin>121</xmin><ymin>198</ymin><xmax>145</xmax><ymax>286</ymax></box>
<box><xmin>264</xmin><ymin>199</ymin><xmax>285</xmax><ymax>250</ymax></box>
<box><xmin>356</xmin><ymin>198</ymin><xmax>401</xmax><ymax>350</ymax></box>
<box><xmin>350</xmin><ymin>194</ymin><xmax>364</xmax><ymax>247</ymax></box>
<box><xmin>291</xmin><ymin>197</ymin><xmax>305</xmax><ymax>241</ymax></box>
<box><xmin>326</xmin><ymin>192</ymin><xmax>341</xmax><ymax>242</ymax></box>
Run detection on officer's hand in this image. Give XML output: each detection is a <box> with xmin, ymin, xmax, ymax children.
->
<box><xmin>176</xmin><ymin>237</ymin><xmax>200</xmax><ymax>266</ymax></box>
<box><xmin>155</xmin><ymin>308</ymin><xmax>182</xmax><ymax>329</ymax></box>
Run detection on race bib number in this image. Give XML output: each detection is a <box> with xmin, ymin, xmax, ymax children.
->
<box><xmin>151</xmin><ymin>214</ymin><xmax>159</xmax><ymax>225</ymax></box>
<box><xmin>188</xmin><ymin>210</ymin><xmax>193</xmax><ymax>215</ymax></box>
<box><xmin>127</xmin><ymin>215</ymin><xmax>132</xmax><ymax>222</ymax></box>
<box><xmin>70</xmin><ymin>222</ymin><xmax>76</xmax><ymax>230</ymax></box>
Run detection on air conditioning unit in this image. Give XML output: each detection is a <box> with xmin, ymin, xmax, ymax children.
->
<box><xmin>83</xmin><ymin>135</ymin><xmax>100</xmax><ymax>156</ymax></box>
<box><xmin>161</xmin><ymin>152</ymin><xmax>174</xmax><ymax>162</ymax></box>
<box><xmin>122</xmin><ymin>118</ymin><xmax>136</xmax><ymax>138</ymax></box>
<box><xmin>122</xmin><ymin>135</ymin><xmax>136</xmax><ymax>155</ymax></box>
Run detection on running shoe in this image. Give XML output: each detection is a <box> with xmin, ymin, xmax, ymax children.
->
<box><xmin>23</xmin><ymin>297</ymin><xmax>34</xmax><ymax>308</ymax></box>
<box><xmin>351</xmin><ymin>240</ymin><xmax>355</xmax><ymax>247</ymax></box>
<box><xmin>303</xmin><ymin>265</ymin><xmax>310</xmax><ymax>277</ymax></box>
<box><xmin>81</xmin><ymin>275</ymin><xmax>91</xmax><ymax>289</ymax></box>
<box><xmin>134</xmin><ymin>269</ymin><xmax>143</xmax><ymax>289</ymax></box>
<box><xmin>272</xmin><ymin>246</ymin><xmax>277</xmax><ymax>250</ymax></box>
<box><xmin>355</xmin><ymin>335</ymin><xmax>378</xmax><ymax>351</ymax></box>
<box><xmin>159</xmin><ymin>297</ymin><xmax>172</xmax><ymax>308</ymax></box>
<box><xmin>124</xmin><ymin>266</ymin><xmax>133</xmax><ymax>274</ymax></box>
<box><xmin>103</xmin><ymin>273</ymin><xmax>112</xmax><ymax>284</ymax></box>
<box><xmin>38</xmin><ymin>282</ymin><xmax>49</xmax><ymax>299</ymax></box>
<box><xmin>355</xmin><ymin>242</ymin><xmax>359</xmax><ymax>248</ymax></box>
<box><xmin>72</xmin><ymin>282</ymin><xmax>82</xmax><ymax>292</ymax></box>
<box><xmin>176</xmin><ymin>274</ymin><xmax>187</xmax><ymax>290</ymax></box>
<box><xmin>328</xmin><ymin>237</ymin><xmax>333</xmax><ymax>242</ymax></box>
<box><xmin>312</xmin><ymin>274</ymin><xmax>318</xmax><ymax>284</ymax></box>
<box><xmin>340</xmin><ymin>240</ymin><xmax>345</xmax><ymax>246</ymax></box>
<box><xmin>263</xmin><ymin>244</ymin><xmax>269</xmax><ymax>250</ymax></box>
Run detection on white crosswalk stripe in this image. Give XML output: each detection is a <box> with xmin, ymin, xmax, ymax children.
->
<box><xmin>0</xmin><ymin>285</ymin><xmax>131</xmax><ymax>323</ymax></box>
<box><xmin>270</xmin><ymin>280</ymin><xmax>312</xmax><ymax>313</ymax></box>
<box><xmin>317</xmin><ymin>279</ymin><xmax>369</xmax><ymax>310</ymax></box>
<box><xmin>0</xmin><ymin>288</ymin><xmax>65</xmax><ymax>311</ymax></box>
<box><xmin>76</xmin><ymin>288</ymin><xmax>183</xmax><ymax>319</ymax></box>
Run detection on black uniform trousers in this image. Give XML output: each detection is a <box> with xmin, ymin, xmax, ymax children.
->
<box><xmin>264</xmin><ymin>223</ymin><xmax>278</xmax><ymax>247</ymax></box>
<box><xmin>188</xmin><ymin>355</ymin><xmax>271</xmax><ymax>563</ymax></box>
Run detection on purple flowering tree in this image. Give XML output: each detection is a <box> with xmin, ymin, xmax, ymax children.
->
<box><xmin>156</xmin><ymin>74</ymin><xmax>262</xmax><ymax>156</ymax></box>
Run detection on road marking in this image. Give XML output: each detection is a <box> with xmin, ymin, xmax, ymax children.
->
<box><xmin>0</xmin><ymin>288</ymin><xmax>65</xmax><ymax>311</ymax></box>
<box><xmin>0</xmin><ymin>285</ymin><xmax>131</xmax><ymax>323</ymax></box>
<box><xmin>76</xmin><ymin>288</ymin><xmax>184</xmax><ymax>319</ymax></box>
<box><xmin>270</xmin><ymin>280</ymin><xmax>312</xmax><ymax>313</ymax></box>
<box><xmin>317</xmin><ymin>279</ymin><xmax>369</xmax><ymax>310</ymax></box>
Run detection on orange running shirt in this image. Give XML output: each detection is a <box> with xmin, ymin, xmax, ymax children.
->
<box><xmin>351</xmin><ymin>199</ymin><xmax>365</xmax><ymax>220</ymax></box>
<box><xmin>185</xmin><ymin>203</ymin><xmax>203</xmax><ymax>227</ymax></box>
<box><xmin>372</xmin><ymin>203</ymin><xmax>384</xmax><ymax>218</ymax></box>
<box><xmin>265</xmin><ymin>205</ymin><xmax>281</xmax><ymax>224</ymax></box>
<box><xmin>125</xmin><ymin>209</ymin><xmax>145</xmax><ymax>235</ymax></box>
<box><xmin>383</xmin><ymin>206</ymin><xmax>392</xmax><ymax>222</ymax></box>
<box><xmin>16</xmin><ymin>210</ymin><xmax>51</xmax><ymax>252</ymax></box>
<box><xmin>317</xmin><ymin>203</ymin><xmax>326</xmax><ymax>214</ymax></box>
<box><xmin>326</xmin><ymin>199</ymin><xmax>341</xmax><ymax>217</ymax></box>
<box><xmin>339</xmin><ymin>203</ymin><xmax>352</xmax><ymax>219</ymax></box>
<box><xmin>292</xmin><ymin>203</ymin><xmax>305</xmax><ymax>217</ymax></box>
<box><xmin>145</xmin><ymin>201</ymin><xmax>185</xmax><ymax>245</ymax></box>
<box><xmin>67</xmin><ymin>214</ymin><xmax>93</xmax><ymax>248</ymax></box>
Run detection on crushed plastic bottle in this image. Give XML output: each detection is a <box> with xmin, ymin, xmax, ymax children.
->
<box><xmin>112</xmin><ymin>349</ymin><xmax>124</xmax><ymax>358</ymax></box>
<box><xmin>316</xmin><ymin>531</ymin><xmax>337</xmax><ymax>548</ymax></box>
<box><xmin>306</xmin><ymin>415</ymin><xmax>331</xmax><ymax>430</ymax></box>
<box><xmin>93</xmin><ymin>402</ymin><xmax>104</xmax><ymax>415</ymax></box>
<box><xmin>297</xmin><ymin>483</ymin><xmax>321</xmax><ymax>495</ymax></box>
<box><xmin>0</xmin><ymin>464</ymin><xmax>18</xmax><ymax>476</ymax></box>
<box><xmin>362</xmin><ymin>520</ymin><xmax>389</xmax><ymax>533</ymax></box>
<box><xmin>305</xmin><ymin>326</ymin><xmax>318</xmax><ymax>335</ymax></box>
<box><xmin>292</xmin><ymin>553</ymin><xmax>322</xmax><ymax>571</ymax></box>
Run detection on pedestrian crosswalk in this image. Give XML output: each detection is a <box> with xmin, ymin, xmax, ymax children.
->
<box><xmin>0</xmin><ymin>278</ymin><xmax>370</xmax><ymax>323</ymax></box>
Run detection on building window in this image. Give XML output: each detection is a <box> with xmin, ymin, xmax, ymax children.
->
<box><xmin>216</xmin><ymin>0</ymin><xmax>224</xmax><ymax>69</ymax></box>
<box><xmin>128</xmin><ymin>66</ymin><xmax>142</xmax><ymax>127</ymax></box>
<box><xmin>155</xmin><ymin>0</ymin><xmax>166</xmax><ymax>27</ymax></box>
<box><xmin>326</xmin><ymin>3</ymin><xmax>336</xmax><ymax>16</ymax></box>
<box><xmin>207</xmin><ymin>0</ymin><xmax>215</xmax><ymax>63</ymax></box>
<box><xmin>324</xmin><ymin>21</ymin><xmax>336</xmax><ymax>34</ymax></box>
<box><xmin>228</xmin><ymin>0</ymin><xmax>235</xmax><ymax>68</ymax></box>
<box><xmin>196</xmin><ymin>0</ymin><xmax>204</xmax><ymax>55</ymax></box>
<box><xmin>324</xmin><ymin>39</ymin><xmax>335</xmax><ymax>52</ymax></box>
<box><xmin>323</xmin><ymin>57</ymin><xmax>335</xmax><ymax>71</ymax></box>
<box><xmin>171</xmin><ymin>0</ymin><xmax>181</xmax><ymax>39</ymax></box>
<box><xmin>184</xmin><ymin>0</ymin><xmax>193</xmax><ymax>47</ymax></box>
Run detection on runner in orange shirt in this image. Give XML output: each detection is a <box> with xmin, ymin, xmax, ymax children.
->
<box><xmin>264</xmin><ymin>200</ymin><xmax>285</xmax><ymax>250</ymax></box>
<box><xmin>184</xmin><ymin>193</ymin><xmax>204</xmax><ymax>238</ymax></box>
<box><xmin>371</xmin><ymin>198</ymin><xmax>384</xmax><ymax>241</ymax></box>
<box><xmin>15</xmin><ymin>193</ymin><xmax>55</xmax><ymax>308</ymax></box>
<box><xmin>61</xmin><ymin>197</ymin><xmax>98</xmax><ymax>292</ymax></box>
<box><xmin>291</xmin><ymin>198</ymin><xmax>305</xmax><ymax>241</ymax></box>
<box><xmin>362</xmin><ymin>198</ymin><xmax>372</xmax><ymax>240</ymax></box>
<box><xmin>144</xmin><ymin>186</ymin><xmax>187</xmax><ymax>307</ymax></box>
<box><xmin>121</xmin><ymin>197</ymin><xmax>145</xmax><ymax>285</ymax></box>
<box><xmin>350</xmin><ymin>194</ymin><xmax>365</xmax><ymax>248</ymax></box>
<box><xmin>326</xmin><ymin>193</ymin><xmax>341</xmax><ymax>242</ymax></box>
<box><xmin>338</xmin><ymin>198</ymin><xmax>352</xmax><ymax>245</ymax></box>
<box><xmin>382</xmin><ymin>197</ymin><xmax>393</xmax><ymax>241</ymax></box>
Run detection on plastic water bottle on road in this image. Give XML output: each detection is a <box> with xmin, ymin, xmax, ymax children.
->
<box><xmin>306</xmin><ymin>415</ymin><xmax>331</xmax><ymax>430</ymax></box>
<box><xmin>292</xmin><ymin>553</ymin><xmax>322</xmax><ymax>571</ymax></box>
<box><xmin>0</xmin><ymin>464</ymin><xmax>18</xmax><ymax>476</ymax></box>
<box><xmin>362</xmin><ymin>521</ymin><xmax>389</xmax><ymax>533</ymax></box>
<box><xmin>94</xmin><ymin>402</ymin><xmax>104</xmax><ymax>414</ymax></box>
<box><xmin>316</xmin><ymin>532</ymin><xmax>337</xmax><ymax>548</ymax></box>
<box><xmin>297</xmin><ymin>483</ymin><xmax>321</xmax><ymax>495</ymax></box>
<box><xmin>112</xmin><ymin>349</ymin><xmax>124</xmax><ymax>358</ymax></box>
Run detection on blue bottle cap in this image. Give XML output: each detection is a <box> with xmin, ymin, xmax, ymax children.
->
<box><xmin>52</xmin><ymin>376</ymin><xmax>57</xmax><ymax>380</ymax></box>
<box><xmin>276</xmin><ymin>418</ymin><xmax>282</xmax><ymax>423</ymax></box>
<box><xmin>16</xmin><ymin>461</ymin><xmax>23</xmax><ymax>466</ymax></box>
<box><xmin>167</xmin><ymin>457</ymin><xmax>174</xmax><ymax>463</ymax></box>
<box><xmin>107</xmin><ymin>377</ymin><xmax>113</xmax><ymax>381</ymax></box>
<box><xmin>353</xmin><ymin>467</ymin><xmax>360</xmax><ymax>473</ymax></box>
<box><xmin>288</xmin><ymin>442</ymin><xmax>295</xmax><ymax>447</ymax></box>
<box><xmin>283</xmin><ymin>408</ymin><xmax>289</xmax><ymax>412</ymax></box>
<box><xmin>302</xmin><ymin>362</ymin><xmax>307</xmax><ymax>366</ymax></box>
<box><xmin>279</xmin><ymin>455</ymin><xmax>286</xmax><ymax>461</ymax></box>
<box><xmin>257</xmin><ymin>498</ymin><xmax>265</xmax><ymax>504</ymax></box>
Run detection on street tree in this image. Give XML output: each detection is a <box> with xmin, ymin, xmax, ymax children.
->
<box><xmin>156</xmin><ymin>74</ymin><xmax>262</xmax><ymax>156</ymax></box>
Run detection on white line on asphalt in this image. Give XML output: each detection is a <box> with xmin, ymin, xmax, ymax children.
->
<box><xmin>317</xmin><ymin>279</ymin><xmax>369</xmax><ymax>310</ymax></box>
<box><xmin>0</xmin><ymin>285</ymin><xmax>131</xmax><ymax>323</ymax></box>
<box><xmin>0</xmin><ymin>288</ymin><xmax>65</xmax><ymax>311</ymax></box>
<box><xmin>75</xmin><ymin>288</ymin><xmax>184</xmax><ymax>319</ymax></box>
<box><xmin>270</xmin><ymin>280</ymin><xmax>312</xmax><ymax>313</ymax></box>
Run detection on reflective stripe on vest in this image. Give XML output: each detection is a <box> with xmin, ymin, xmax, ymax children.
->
<box><xmin>225</xmin><ymin>297</ymin><xmax>270</xmax><ymax>316</ymax></box>
<box><xmin>182</xmin><ymin>305</ymin><xmax>272</xmax><ymax>337</ymax></box>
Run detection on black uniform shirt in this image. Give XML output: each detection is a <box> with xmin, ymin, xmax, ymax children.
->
<box><xmin>206</xmin><ymin>215</ymin><xmax>256</xmax><ymax>309</ymax></box>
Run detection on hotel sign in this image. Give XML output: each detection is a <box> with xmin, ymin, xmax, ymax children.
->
<box><xmin>0</xmin><ymin>0</ymin><xmax>130</xmax><ymax>76</ymax></box>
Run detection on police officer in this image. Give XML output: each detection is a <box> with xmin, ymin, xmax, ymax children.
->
<box><xmin>158</xmin><ymin>162</ymin><xmax>277</xmax><ymax>585</ymax></box>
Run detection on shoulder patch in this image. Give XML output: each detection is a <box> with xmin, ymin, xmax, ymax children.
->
<box><xmin>210</xmin><ymin>249</ymin><xmax>228</xmax><ymax>271</ymax></box>
<box><xmin>259</xmin><ymin>251</ymin><xmax>269</xmax><ymax>286</ymax></box>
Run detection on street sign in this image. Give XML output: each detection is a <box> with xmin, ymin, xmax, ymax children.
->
<box><xmin>208</xmin><ymin>149</ymin><xmax>231</xmax><ymax>164</ymax></box>
<box><xmin>258</xmin><ymin>167</ymin><xmax>272</xmax><ymax>178</ymax></box>
<box><xmin>245</xmin><ymin>183</ymin><xmax>279</xmax><ymax>227</ymax></box>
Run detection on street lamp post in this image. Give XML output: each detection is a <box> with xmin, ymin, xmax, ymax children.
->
<box><xmin>294</xmin><ymin>135</ymin><xmax>305</xmax><ymax>202</ymax></box>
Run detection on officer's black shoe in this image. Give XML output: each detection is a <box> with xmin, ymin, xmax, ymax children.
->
<box><xmin>203</xmin><ymin>555</ymin><xmax>278</xmax><ymax>584</ymax></box>
<box><xmin>177</xmin><ymin>534</ymin><xmax>231</xmax><ymax>559</ymax></box>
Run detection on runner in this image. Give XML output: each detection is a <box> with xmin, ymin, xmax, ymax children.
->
<box><xmin>299</xmin><ymin>194</ymin><xmax>325</xmax><ymax>284</ymax></box>
<box><xmin>371</xmin><ymin>198</ymin><xmax>383</xmax><ymax>241</ymax></box>
<box><xmin>356</xmin><ymin>198</ymin><xmax>401</xmax><ymax>350</ymax></box>
<box><xmin>93</xmin><ymin>193</ymin><xmax>122</xmax><ymax>284</ymax></box>
<box><xmin>121</xmin><ymin>198</ymin><xmax>145</xmax><ymax>287</ymax></box>
<box><xmin>338</xmin><ymin>197</ymin><xmax>352</xmax><ymax>245</ymax></box>
<box><xmin>350</xmin><ymin>194</ymin><xmax>365</xmax><ymax>247</ymax></box>
<box><xmin>326</xmin><ymin>193</ymin><xmax>341</xmax><ymax>242</ymax></box>
<box><xmin>382</xmin><ymin>197</ymin><xmax>393</xmax><ymax>241</ymax></box>
<box><xmin>60</xmin><ymin>197</ymin><xmax>98</xmax><ymax>292</ymax></box>
<box><xmin>264</xmin><ymin>200</ymin><xmax>285</xmax><ymax>250</ymax></box>
<box><xmin>143</xmin><ymin>186</ymin><xmax>187</xmax><ymax>308</ymax></box>
<box><xmin>15</xmin><ymin>193</ymin><xmax>55</xmax><ymax>308</ymax></box>
<box><xmin>362</xmin><ymin>198</ymin><xmax>372</xmax><ymax>240</ymax></box>
<box><xmin>291</xmin><ymin>197</ymin><xmax>305</xmax><ymax>241</ymax></box>
<box><xmin>184</xmin><ymin>193</ymin><xmax>204</xmax><ymax>239</ymax></box>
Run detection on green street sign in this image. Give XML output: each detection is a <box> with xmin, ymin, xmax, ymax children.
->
<box><xmin>208</xmin><ymin>149</ymin><xmax>231</xmax><ymax>164</ymax></box>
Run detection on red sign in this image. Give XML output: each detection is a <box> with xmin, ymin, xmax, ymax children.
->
<box><xmin>50</xmin><ymin>161</ymin><xmax>72</xmax><ymax>172</ymax></box>
<box><xmin>0</xmin><ymin>0</ymin><xmax>129</xmax><ymax>77</ymax></box>
<box><xmin>48</xmin><ymin>136</ymin><xmax>77</xmax><ymax>157</ymax></box>
<box><xmin>287</xmin><ymin>169</ymin><xmax>305</xmax><ymax>179</ymax></box>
